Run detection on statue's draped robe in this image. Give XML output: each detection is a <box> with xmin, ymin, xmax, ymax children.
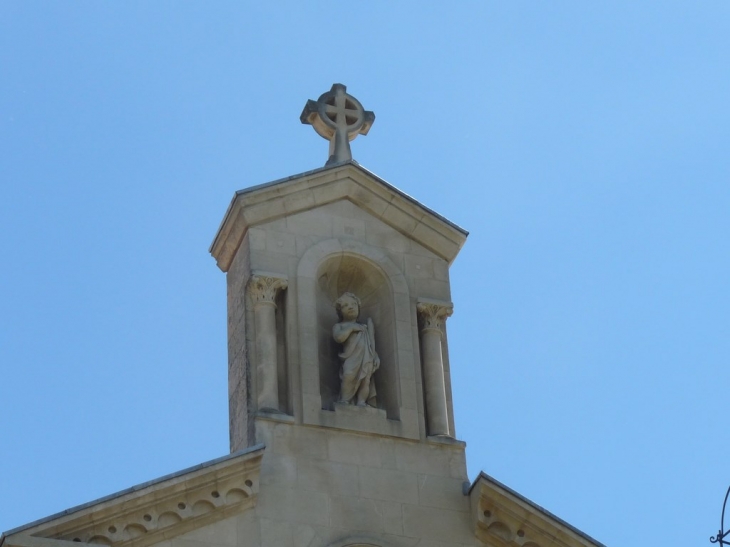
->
<box><xmin>333</xmin><ymin>319</ymin><xmax>379</xmax><ymax>405</ymax></box>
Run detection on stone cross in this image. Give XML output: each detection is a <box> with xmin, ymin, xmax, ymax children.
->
<box><xmin>301</xmin><ymin>83</ymin><xmax>375</xmax><ymax>166</ymax></box>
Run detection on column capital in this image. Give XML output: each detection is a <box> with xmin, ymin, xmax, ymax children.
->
<box><xmin>248</xmin><ymin>272</ymin><xmax>288</xmax><ymax>306</ymax></box>
<box><xmin>416</xmin><ymin>298</ymin><xmax>453</xmax><ymax>331</ymax></box>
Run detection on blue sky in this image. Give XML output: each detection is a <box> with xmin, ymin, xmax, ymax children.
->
<box><xmin>1</xmin><ymin>3</ymin><xmax>729</xmax><ymax>546</ymax></box>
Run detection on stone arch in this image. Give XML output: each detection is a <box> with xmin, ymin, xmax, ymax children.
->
<box><xmin>315</xmin><ymin>253</ymin><xmax>396</xmax><ymax>417</ymax></box>
<box><xmin>297</xmin><ymin>238</ymin><xmax>408</xmax><ymax>294</ymax></box>
<box><xmin>297</xmin><ymin>238</ymin><xmax>418</xmax><ymax>438</ymax></box>
<box><xmin>325</xmin><ymin>537</ymin><xmax>387</xmax><ymax>547</ymax></box>
<box><xmin>487</xmin><ymin>521</ymin><xmax>513</xmax><ymax>542</ymax></box>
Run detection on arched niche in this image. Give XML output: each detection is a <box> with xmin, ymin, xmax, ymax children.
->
<box><xmin>326</xmin><ymin>537</ymin><xmax>386</xmax><ymax>547</ymax></box>
<box><xmin>316</xmin><ymin>253</ymin><xmax>398</xmax><ymax>419</ymax></box>
<box><xmin>296</xmin><ymin>238</ymin><xmax>420</xmax><ymax>440</ymax></box>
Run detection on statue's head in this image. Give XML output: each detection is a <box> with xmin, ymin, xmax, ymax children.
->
<box><xmin>334</xmin><ymin>292</ymin><xmax>361</xmax><ymax>321</ymax></box>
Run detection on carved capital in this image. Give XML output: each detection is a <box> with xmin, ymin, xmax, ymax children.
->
<box><xmin>248</xmin><ymin>272</ymin><xmax>288</xmax><ymax>307</ymax></box>
<box><xmin>417</xmin><ymin>299</ymin><xmax>453</xmax><ymax>331</ymax></box>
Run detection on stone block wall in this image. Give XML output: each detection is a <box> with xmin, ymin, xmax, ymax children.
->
<box><xmin>227</xmin><ymin>198</ymin><xmax>459</xmax><ymax>447</ymax></box>
<box><xmin>164</xmin><ymin>420</ymin><xmax>477</xmax><ymax>547</ymax></box>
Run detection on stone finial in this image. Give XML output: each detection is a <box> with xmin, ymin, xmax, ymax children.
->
<box><xmin>301</xmin><ymin>83</ymin><xmax>375</xmax><ymax>166</ymax></box>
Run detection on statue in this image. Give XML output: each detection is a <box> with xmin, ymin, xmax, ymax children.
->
<box><xmin>333</xmin><ymin>292</ymin><xmax>380</xmax><ymax>407</ymax></box>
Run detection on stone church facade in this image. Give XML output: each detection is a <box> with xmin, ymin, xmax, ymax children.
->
<box><xmin>1</xmin><ymin>86</ymin><xmax>605</xmax><ymax>547</ymax></box>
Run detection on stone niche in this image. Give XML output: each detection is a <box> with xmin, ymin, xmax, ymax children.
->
<box><xmin>315</xmin><ymin>253</ymin><xmax>398</xmax><ymax>419</ymax></box>
<box><xmin>297</xmin><ymin>237</ymin><xmax>420</xmax><ymax>440</ymax></box>
<box><xmin>212</xmin><ymin>163</ymin><xmax>470</xmax><ymax>445</ymax></box>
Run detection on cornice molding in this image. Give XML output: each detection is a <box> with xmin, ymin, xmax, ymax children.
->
<box><xmin>4</xmin><ymin>447</ymin><xmax>264</xmax><ymax>547</ymax></box>
<box><xmin>469</xmin><ymin>473</ymin><xmax>605</xmax><ymax>547</ymax></box>
<box><xmin>210</xmin><ymin>162</ymin><xmax>468</xmax><ymax>272</ymax></box>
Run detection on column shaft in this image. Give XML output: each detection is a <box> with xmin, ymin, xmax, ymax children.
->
<box><xmin>248</xmin><ymin>273</ymin><xmax>287</xmax><ymax>413</ymax></box>
<box><xmin>421</xmin><ymin>328</ymin><xmax>449</xmax><ymax>436</ymax></box>
<box><xmin>417</xmin><ymin>299</ymin><xmax>453</xmax><ymax>437</ymax></box>
<box><xmin>254</xmin><ymin>301</ymin><xmax>278</xmax><ymax>411</ymax></box>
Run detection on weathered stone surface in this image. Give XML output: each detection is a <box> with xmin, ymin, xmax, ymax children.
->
<box><xmin>358</xmin><ymin>467</ymin><xmax>419</xmax><ymax>505</ymax></box>
<box><xmin>332</xmin><ymin>292</ymin><xmax>380</xmax><ymax>407</ymax></box>
<box><xmin>210</xmin><ymin>163</ymin><xmax>468</xmax><ymax>272</ymax></box>
<box><xmin>1</xmin><ymin>91</ymin><xmax>609</xmax><ymax>547</ymax></box>
<box><xmin>300</xmin><ymin>84</ymin><xmax>375</xmax><ymax>166</ymax></box>
<box><xmin>1</xmin><ymin>448</ymin><xmax>264</xmax><ymax>547</ymax></box>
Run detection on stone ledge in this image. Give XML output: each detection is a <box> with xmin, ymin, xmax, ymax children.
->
<box><xmin>6</xmin><ymin>447</ymin><xmax>265</xmax><ymax>547</ymax></box>
<box><xmin>210</xmin><ymin>162</ymin><xmax>468</xmax><ymax>272</ymax></box>
<box><xmin>256</xmin><ymin>410</ymin><xmax>296</xmax><ymax>424</ymax></box>
<box><xmin>427</xmin><ymin>435</ymin><xmax>466</xmax><ymax>448</ymax></box>
<box><xmin>469</xmin><ymin>472</ymin><xmax>606</xmax><ymax>547</ymax></box>
<box><xmin>334</xmin><ymin>402</ymin><xmax>387</xmax><ymax>420</ymax></box>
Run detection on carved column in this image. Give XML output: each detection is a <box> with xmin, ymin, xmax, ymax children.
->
<box><xmin>248</xmin><ymin>272</ymin><xmax>288</xmax><ymax>412</ymax></box>
<box><xmin>417</xmin><ymin>299</ymin><xmax>453</xmax><ymax>437</ymax></box>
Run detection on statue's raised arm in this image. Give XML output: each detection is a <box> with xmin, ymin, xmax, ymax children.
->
<box><xmin>333</xmin><ymin>293</ymin><xmax>379</xmax><ymax>407</ymax></box>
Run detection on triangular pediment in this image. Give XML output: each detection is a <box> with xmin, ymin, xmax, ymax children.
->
<box><xmin>210</xmin><ymin>161</ymin><xmax>468</xmax><ymax>272</ymax></box>
<box><xmin>1</xmin><ymin>446</ymin><xmax>264</xmax><ymax>547</ymax></box>
<box><xmin>469</xmin><ymin>472</ymin><xmax>605</xmax><ymax>547</ymax></box>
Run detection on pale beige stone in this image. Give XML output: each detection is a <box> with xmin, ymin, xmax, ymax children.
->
<box><xmin>296</xmin><ymin>458</ymin><xmax>359</xmax><ymax>496</ymax></box>
<box><xmin>6</xmin><ymin>100</ymin><xmax>608</xmax><ymax>547</ymax></box>
<box><xmin>301</xmin><ymin>84</ymin><xmax>374</xmax><ymax>166</ymax></box>
<box><xmin>470</xmin><ymin>473</ymin><xmax>605</xmax><ymax>547</ymax></box>
<box><xmin>286</xmin><ymin>210</ymin><xmax>333</xmax><ymax>238</ymax></box>
<box><xmin>358</xmin><ymin>467</ymin><xmax>419</xmax><ymax>505</ymax></box>
<box><xmin>399</xmin><ymin>382</ymin><xmax>418</xmax><ymax>410</ymax></box>
<box><xmin>249</xmin><ymin>250</ymin><xmax>290</xmax><ymax>276</ymax></box>
<box><xmin>402</xmin><ymin>504</ymin><xmax>475</xmax><ymax>544</ymax></box>
<box><xmin>264</xmin><ymin>230</ymin><xmax>297</xmax><ymax>256</ymax></box>
<box><xmin>210</xmin><ymin>163</ymin><xmax>468</xmax><ymax>272</ymax></box>
<box><xmin>381</xmin><ymin>501</ymin><xmax>404</xmax><ymax>536</ymax></box>
<box><xmin>394</xmin><ymin>441</ymin><xmax>457</xmax><ymax>477</ymax></box>
<box><xmin>248</xmin><ymin>273</ymin><xmax>287</xmax><ymax>412</ymax></box>
<box><xmin>404</xmin><ymin>254</ymin><xmax>435</xmax><ymax>279</ymax></box>
<box><xmin>417</xmin><ymin>474</ymin><xmax>470</xmax><ymax>512</ymax></box>
<box><xmin>332</xmin><ymin>215</ymin><xmax>366</xmax><ymax>241</ymax></box>
<box><xmin>328</xmin><ymin>496</ymin><xmax>384</xmax><ymax>533</ymax></box>
<box><xmin>282</xmin><ymin>189</ymin><xmax>317</xmax><ymax>215</ymax></box>
<box><xmin>290</xmin><ymin>524</ymin><xmax>317</xmax><ymax>547</ymax></box>
<box><xmin>267</xmin><ymin>422</ymin><xmax>329</xmax><ymax>461</ymax></box>
<box><xmin>2</xmin><ymin>448</ymin><xmax>263</xmax><ymax>547</ymax></box>
<box><xmin>258</xmin><ymin>518</ymin><xmax>292</xmax><ymax>547</ymax></box>
<box><xmin>327</xmin><ymin>432</ymin><xmax>383</xmax><ymax>468</ymax></box>
<box><xmin>175</xmin><ymin>515</ymin><xmax>237</xmax><ymax>546</ymax></box>
<box><xmin>332</xmin><ymin>293</ymin><xmax>380</xmax><ymax>407</ymax></box>
<box><xmin>255</xmin><ymin>487</ymin><xmax>329</xmax><ymax>526</ymax></box>
<box><xmin>417</xmin><ymin>299</ymin><xmax>453</xmax><ymax>437</ymax></box>
<box><xmin>433</xmin><ymin>259</ymin><xmax>450</xmax><ymax>282</ymax></box>
<box><xmin>248</xmin><ymin>227</ymin><xmax>266</xmax><ymax>251</ymax></box>
<box><xmin>259</xmin><ymin>452</ymin><xmax>297</xmax><ymax>487</ymax></box>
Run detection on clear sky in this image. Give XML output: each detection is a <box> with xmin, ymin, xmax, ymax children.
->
<box><xmin>1</xmin><ymin>3</ymin><xmax>729</xmax><ymax>546</ymax></box>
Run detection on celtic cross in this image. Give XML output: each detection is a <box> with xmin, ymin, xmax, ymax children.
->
<box><xmin>301</xmin><ymin>83</ymin><xmax>375</xmax><ymax>166</ymax></box>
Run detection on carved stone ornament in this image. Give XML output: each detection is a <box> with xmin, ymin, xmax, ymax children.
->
<box><xmin>470</xmin><ymin>473</ymin><xmax>600</xmax><ymax>547</ymax></box>
<box><xmin>301</xmin><ymin>83</ymin><xmax>375</xmax><ymax>166</ymax></box>
<box><xmin>248</xmin><ymin>273</ymin><xmax>287</xmax><ymax>306</ymax></box>
<box><xmin>416</xmin><ymin>300</ymin><xmax>453</xmax><ymax>332</ymax></box>
<box><xmin>20</xmin><ymin>447</ymin><xmax>264</xmax><ymax>547</ymax></box>
<box><xmin>333</xmin><ymin>292</ymin><xmax>380</xmax><ymax>407</ymax></box>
